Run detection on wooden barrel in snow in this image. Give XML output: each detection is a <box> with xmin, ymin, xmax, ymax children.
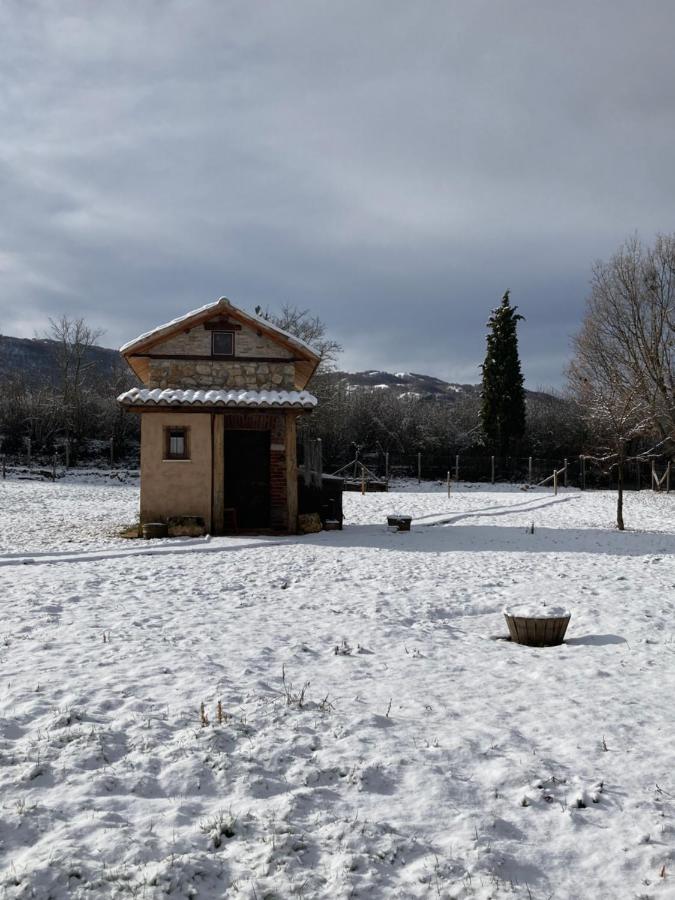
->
<box><xmin>503</xmin><ymin>605</ymin><xmax>571</xmax><ymax>647</ymax></box>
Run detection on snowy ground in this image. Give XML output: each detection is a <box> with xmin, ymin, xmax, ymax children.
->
<box><xmin>1</xmin><ymin>474</ymin><xmax>674</xmax><ymax>899</ymax></box>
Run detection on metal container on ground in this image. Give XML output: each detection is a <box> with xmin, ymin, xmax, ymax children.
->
<box><xmin>387</xmin><ymin>515</ymin><xmax>412</xmax><ymax>532</ymax></box>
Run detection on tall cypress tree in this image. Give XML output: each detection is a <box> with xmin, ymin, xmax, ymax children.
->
<box><xmin>480</xmin><ymin>290</ymin><xmax>526</xmax><ymax>455</ymax></box>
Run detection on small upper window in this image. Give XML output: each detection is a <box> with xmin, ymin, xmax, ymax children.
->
<box><xmin>165</xmin><ymin>427</ymin><xmax>190</xmax><ymax>460</ymax></box>
<box><xmin>212</xmin><ymin>331</ymin><xmax>234</xmax><ymax>357</ymax></box>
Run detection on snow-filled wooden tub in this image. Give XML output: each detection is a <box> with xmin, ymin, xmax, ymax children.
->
<box><xmin>503</xmin><ymin>604</ymin><xmax>571</xmax><ymax>647</ymax></box>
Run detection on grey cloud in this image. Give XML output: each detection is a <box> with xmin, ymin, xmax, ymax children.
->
<box><xmin>1</xmin><ymin>0</ymin><xmax>674</xmax><ymax>386</ymax></box>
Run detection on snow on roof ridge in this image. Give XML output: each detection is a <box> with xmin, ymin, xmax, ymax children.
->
<box><xmin>117</xmin><ymin>387</ymin><xmax>318</xmax><ymax>409</ymax></box>
<box><xmin>119</xmin><ymin>297</ymin><xmax>319</xmax><ymax>358</ymax></box>
<box><xmin>119</xmin><ymin>300</ymin><xmax>221</xmax><ymax>353</ymax></box>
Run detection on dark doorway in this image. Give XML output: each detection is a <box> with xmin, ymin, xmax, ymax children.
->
<box><xmin>224</xmin><ymin>430</ymin><xmax>271</xmax><ymax>529</ymax></box>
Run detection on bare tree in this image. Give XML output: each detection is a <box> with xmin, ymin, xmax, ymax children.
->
<box><xmin>583</xmin><ymin>235</ymin><xmax>675</xmax><ymax>450</ymax></box>
<box><xmin>94</xmin><ymin>357</ymin><xmax>141</xmax><ymax>458</ymax></box>
<box><xmin>569</xmin><ymin>318</ymin><xmax>654</xmax><ymax>530</ymax></box>
<box><xmin>254</xmin><ymin>304</ymin><xmax>342</xmax><ymax>375</ymax></box>
<box><xmin>47</xmin><ymin>316</ymin><xmax>104</xmax><ymax>459</ymax></box>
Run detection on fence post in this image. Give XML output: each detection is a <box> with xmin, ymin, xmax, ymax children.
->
<box><xmin>385</xmin><ymin>451</ymin><xmax>389</xmax><ymax>482</ymax></box>
<box><xmin>564</xmin><ymin>458</ymin><xmax>568</xmax><ymax>488</ymax></box>
<box><xmin>361</xmin><ymin>463</ymin><xmax>366</xmax><ymax>495</ymax></box>
<box><xmin>65</xmin><ymin>440</ymin><xmax>70</xmax><ymax>470</ymax></box>
<box><xmin>447</xmin><ymin>470</ymin><xmax>451</xmax><ymax>497</ymax></box>
<box><xmin>580</xmin><ymin>455</ymin><xmax>585</xmax><ymax>490</ymax></box>
<box><xmin>52</xmin><ymin>453</ymin><xmax>57</xmax><ymax>481</ymax></box>
<box><xmin>553</xmin><ymin>468</ymin><xmax>558</xmax><ymax>495</ymax></box>
<box><xmin>491</xmin><ymin>455</ymin><xmax>495</xmax><ymax>484</ymax></box>
<box><xmin>1</xmin><ymin>455</ymin><xmax>5</xmax><ymax>479</ymax></box>
<box><xmin>110</xmin><ymin>436</ymin><xmax>114</xmax><ymax>467</ymax></box>
<box><xmin>652</xmin><ymin>459</ymin><xmax>657</xmax><ymax>491</ymax></box>
<box><xmin>636</xmin><ymin>459</ymin><xmax>640</xmax><ymax>491</ymax></box>
<box><xmin>667</xmin><ymin>461</ymin><xmax>672</xmax><ymax>493</ymax></box>
<box><xmin>454</xmin><ymin>454</ymin><xmax>459</xmax><ymax>482</ymax></box>
<box><xmin>417</xmin><ymin>452</ymin><xmax>421</xmax><ymax>484</ymax></box>
<box><xmin>528</xmin><ymin>456</ymin><xmax>532</xmax><ymax>485</ymax></box>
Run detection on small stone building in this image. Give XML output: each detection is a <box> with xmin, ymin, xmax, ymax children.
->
<box><xmin>118</xmin><ymin>297</ymin><xmax>320</xmax><ymax>534</ymax></box>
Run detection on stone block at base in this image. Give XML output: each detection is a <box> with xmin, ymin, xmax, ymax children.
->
<box><xmin>298</xmin><ymin>513</ymin><xmax>322</xmax><ymax>534</ymax></box>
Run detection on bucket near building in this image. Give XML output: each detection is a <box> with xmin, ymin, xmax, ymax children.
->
<box><xmin>387</xmin><ymin>515</ymin><xmax>412</xmax><ymax>532</ymax></box>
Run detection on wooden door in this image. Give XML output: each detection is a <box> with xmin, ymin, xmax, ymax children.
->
<box><xmin>223</xmin><ymin>430</ymin><xmax>271</xmax><ymax>529</ymax></box>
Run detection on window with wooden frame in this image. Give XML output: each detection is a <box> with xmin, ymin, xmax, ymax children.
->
<box><xmin>212</xmin><ymin>330</ymin><xmax>234</xmax><ymax>357</ymax></box>
<box><xmin>164</xmin><ymin>426</ymin><xmax>190</xmax><ymax>460</ymax></box>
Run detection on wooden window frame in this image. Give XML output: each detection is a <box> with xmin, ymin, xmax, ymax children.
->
<box><xmin>212</xmin><ymin>330</ymin><xmax>235</xmax><ymax>358</ymax></box>
<box><xmin>164</xmin><ymin>426</ymin><xmax>190</xmax><ymax>461</ymax></box>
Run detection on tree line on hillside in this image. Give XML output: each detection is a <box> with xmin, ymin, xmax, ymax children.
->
<box><xmin>301</xmin><ymin>375</ymin><xmax>588</xmax><ymax>471</ymax></box>
<box><xmin>0</xmin><ymin>303</ymin><xmax>581</xmax><ymax>469</ymax></box>
<box><xmin>0</xmin><ymin>317</ymin><xmax>139</xmax><ymax>463</ymax></box>
<box><xmin>0</xmin><ymin>233</ymin><xmax>672</xmax><ymax>518</ymax></box>
<box><xmin>268</xmin><ymin>245</ymin><xmax>674</xmax><ymax>531</ymax></box>
<box><xmin>266</xmin><ymin>302</ymin><xmax>587</xmax><ymax>468</ymax></box>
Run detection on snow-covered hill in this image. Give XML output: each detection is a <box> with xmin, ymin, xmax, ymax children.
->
<box><xmin>0</xmin><ymin>337</ymin><xmax>477</xmax><ymax>399</ymax></box>
<box><xmin>0</xmin><ymin>334</ymin><xmax>565</xmax><ymax>412</ymax></box>
<box><xmin>332</xmin><ymin>370</ymin><xmax>479</xmax><ymax>401</ymax></box>
<box><xmin>0</xmin><ymin>335</ymin><xmax>124</xmax><ymax>384</ymax></box>
<box><xmin>330</xmin><ymin>371</ymin><xmax>556</xmax><ymax>406</ymax></box>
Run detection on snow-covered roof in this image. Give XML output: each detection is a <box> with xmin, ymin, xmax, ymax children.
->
<box><xmin>119</xmin><ymin>297</ymin><xmax>318</xmax><ymax>359</ymax></box>
<box><xmin>119</xmin><ymin>301</ymin><xmax>218</xmax><ymax>353</ymax></box>
<box><xmin>117</xmin><ymin>387</ymin><xmax>318</xmax><ymax>409</ymax></box>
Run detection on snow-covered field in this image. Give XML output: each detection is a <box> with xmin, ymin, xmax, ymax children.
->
<box><xmin>1</xmin><ymin>474</ymin><xmax>674</xmax><ymax>899</ymax></box>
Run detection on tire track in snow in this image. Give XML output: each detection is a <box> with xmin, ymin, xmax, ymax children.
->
<box><xmin>0</xmin><ymin>536</ymin><xmax>285</xmax><ymax>568</ymax></box>
<box><xmin>0</xmin><ymin>495</ymin><xmax>578</xmax><ymax>568</ymax></box>
<box><xmin>414</xmin><ymin>493</ymin><xmax>578</xmax><ymax>527</ymax></box>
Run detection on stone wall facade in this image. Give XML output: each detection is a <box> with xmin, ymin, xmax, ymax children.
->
<box><xmin>143</xmin><ymin>319</ymin><xmax>297</xmax><ymax>390</ymax></box>
<box><xmin>155</xmin><ymin>320</ymin><xmax>294</xmax><ymax>358</ymax></box>
<box><xmin>147</xmin><ymin>359</ymin><xmax>296</xmax><ymax>390</ymax></box>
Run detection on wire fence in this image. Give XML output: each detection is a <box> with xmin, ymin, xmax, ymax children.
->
<box><xmin>4</xmin><ymin>440</ymin><xmax>670</xmax><ymax>495</ymax></box>
<box><xmin>0</xmin><ymin>438</ymin><xmax>140</xmax><ymax>480</ymax></box>
<box><xmin>323</xmin><ymin>448</ymin><xmax>673</xmax><ymax>492</ymax></box>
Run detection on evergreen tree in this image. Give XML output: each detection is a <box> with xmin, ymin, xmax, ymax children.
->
<box><xmin>480</xmin><ymin>290</ymin><xmax>526</xmax><ymax>455</ymax></box>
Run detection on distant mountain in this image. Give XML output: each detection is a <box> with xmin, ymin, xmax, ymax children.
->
<box><xmin>0</xmin><ymin>335</ymin><xmax>126</xmax><ymax>384</ymax></box>
<box><xmin>331</xmin><ymin>370</ymin><xmax>480</xmax><ymax>401</ymax></box>
<box><xmin>0</xmin><ymin>336</ymin><xmax>552</xmax><ymax>405</ymax></box>
<box><xmin>330</xmin><ymin>370</ymin><xmax>557</xmax><ymax>405</ymax></box>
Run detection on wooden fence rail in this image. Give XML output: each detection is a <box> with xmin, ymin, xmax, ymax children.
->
<box><xmin>652</xmin><ymin>460</ymin><xmax>672</xmax><ymax>493</ymax></box>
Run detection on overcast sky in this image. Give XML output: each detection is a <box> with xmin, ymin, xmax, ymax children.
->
<box><xmin>2</xmin><ymin>1</ymin><xmax>674</xmax><ymax>387</ymax></box>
